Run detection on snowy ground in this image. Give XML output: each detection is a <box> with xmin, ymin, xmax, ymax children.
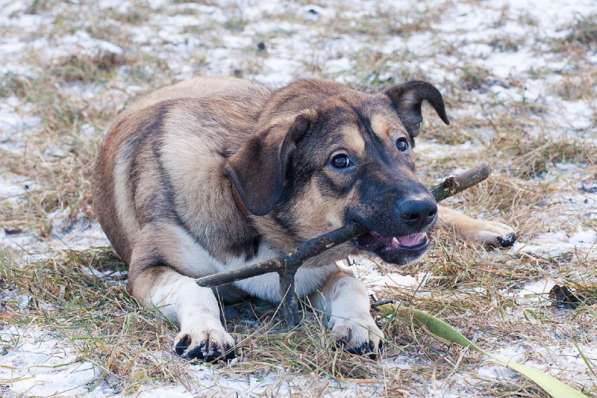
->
<box><xmin>0</xmin><ymin>0</ymin><xmax>595</xmax><ymax>397</ymax></box>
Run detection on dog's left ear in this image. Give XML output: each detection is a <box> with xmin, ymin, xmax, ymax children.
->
<box><xmin>385</xmin><ymin>80</ymin><xmax>450</xmax><ymax>137</ymax></box>
<box><xmin>225</xmin><ymin>110</ymin><xmax>316</xmax><ymax>216</ymax></box>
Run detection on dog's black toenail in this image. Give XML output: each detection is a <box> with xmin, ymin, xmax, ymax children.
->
<box><xmin>185</xmin><ymin>342</ymin><xmax>207</xmax><ymax>360</ymax></box>
<box><xmin>205</xmin><ymin>349</ymin><xmax>222</xmax><ymax>362</ymax></box>
<box><xmin>334</xmin><ymin>337</ymin><xmax>348</xmax><ymax>350</ymax></box>
<box><xmin>223</xmin><ymin>344</ymin><xmax>236</xmax><ymax>361</ymax></box>
<box><xmin>184</xmin><ymin>342</ymin><xmax>236</xmax><ymax>362</ymax></box>
<box><xmin>497</xmin><ymin>232</ymin><xmax>517</xmax><ymax>247</ymax></box>
<box><xmin>347</xmin><ymin>341</ymin><xmax>371</xmax><ymax>356</ymax></box>
<box><xmin>175</xmin><ymin>334</ymin><xmax>191</xmax><ymax>356</ymax></box>
<box><xmin>366</xmin><ymin>342</ymin><xmax>379</xmax><ymax>359</ymax></box>
<box><xmin>345</xmin><ymin>340</ymin><xmax>380</xmax><ymax>358</ymax></box>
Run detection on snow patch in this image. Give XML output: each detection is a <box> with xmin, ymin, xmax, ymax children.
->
<box><xmin>0</xmin><ymin>327</ymin><xmax>109</xmax><ymax>397</ymax></box>
<box><xmin>350</xmin><ymin>257</ymin><xmax>430</xmax><ymax>293</ymax></box>
<box><xmin>514</xmin><ymin>278</ymin><xmax>557</xmax><ymax>305</ymax></box>
<box><xmin>0</xmin><ymin>96</ymin><xmax>42</xmax><ymax>155</ymax></box>
<box><xmin>417</xmin><ymin>140</ymin><xmax>482</xmax><ymax>160</ymax></box>
<box><xmin>513</xmin><ymin>229</ymin><xmax>596</xmax><ymax>260</ymax></box>
<box><xmin>0</xmin><ymin>172</ymin><xmax>35</xmax><ymax>204</ymax></box>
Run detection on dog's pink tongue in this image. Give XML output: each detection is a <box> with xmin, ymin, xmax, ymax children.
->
<box><xmin>398</xmin><ymin>233</ymin><xmax>426</xmax><ymax>247</ymax></box>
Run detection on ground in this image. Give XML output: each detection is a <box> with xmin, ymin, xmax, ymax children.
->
<box><xmin>0</xmin><ymin>0</ymin><xmax>595</xmax><ymax>397</ymax></box>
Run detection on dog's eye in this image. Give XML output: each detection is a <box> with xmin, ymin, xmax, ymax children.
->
<box><xmin>395</xmin><ymin>137</ymin><xmax>409</xmax><ymax>152</ymax></box>
<box><xmin>330</xmin><ymin>153</ymin><xmax>353</xmax><ymax>169</ymax></box>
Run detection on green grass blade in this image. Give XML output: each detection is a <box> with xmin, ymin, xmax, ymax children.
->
<box><xmin>573</xmin><ymin>340</ymin><xmax>596</xmax><ymax>379</ymax></box>
<box><xmin>385</xmin><ymin>305</ymin><xmax>589</xmax><ymax>398</ymax></box>
<box><xmin>410</xmin><ymin>308</ymin><xmax>475</xmax><ymax>349</ymax></box>
<box><xmin>492</xmin><ymin>355</ymin><xmax>589</xmax><ymax>398</ymax></box>
<box><xmin>378</xmin><ymin>304</ymin><xmax>474</xmax><ymax>348</ymax></box>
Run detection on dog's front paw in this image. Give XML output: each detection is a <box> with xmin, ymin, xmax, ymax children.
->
<box><xmin>174</xmin><ymin>325</ymin><xmax>235</xmax><ymax>362</ymax></box>
<box><xmin>330</xmin><ymin>315</ymin><xmax>383</xmax><ymax>358</ymax></box>
<box><xmin>467</xmin><ymin>220</ymin><xmax>517</xmax><ymax>248</ymax></box>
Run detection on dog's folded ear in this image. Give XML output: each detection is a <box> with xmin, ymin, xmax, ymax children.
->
<box><xmin>385</xmin><ymin>80</ymin><xmax>450</xmax><ymax>137</ymax></box>
<box><xmin>225</xmin><ymin>110</ymin><xmax>317</xmax><ymax>216</ymax></box>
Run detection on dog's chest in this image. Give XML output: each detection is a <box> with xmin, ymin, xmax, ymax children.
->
<box><xmin>220</xmin><ymin>243</ymin><xmax>338</xmax><ymax>303</ymax></box>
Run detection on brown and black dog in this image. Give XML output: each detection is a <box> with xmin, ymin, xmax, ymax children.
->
<box><xmin>92</xmin><ymin>77</ymin><xmax>515</xmax><ymax>361</ymax></box>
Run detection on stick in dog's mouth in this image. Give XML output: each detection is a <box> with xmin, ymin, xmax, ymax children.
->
<box><xmin>197</xmin><ymin>164</ymin><xmax>491</xmax><ymax>326</ymax></box>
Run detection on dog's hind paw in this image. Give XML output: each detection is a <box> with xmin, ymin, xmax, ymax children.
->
<box><xmin>496</xmin><ymin>232</ymin><xmax>517</xmax><ymax>247</ymax></box>
<box><xmin>464</xmin><ymin>220</ymin><xmax>517</xmax><ymax>248</ymax></box>
<box><xmin>174</xmin><ymin>327</ymin><xmax>236</xmax><ymax>362</ymax></box>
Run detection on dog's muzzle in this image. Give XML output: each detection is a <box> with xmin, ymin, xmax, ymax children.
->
<box><xmin>350</xmin><ymin>195</ymin><xmax>437</xmax><ymax>265</ymax></box>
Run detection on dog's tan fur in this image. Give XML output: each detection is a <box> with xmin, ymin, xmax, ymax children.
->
<box><xmin>93</xmin><ymin>76</ymin><xmax>514</xmax><ymax>360</ymax></box>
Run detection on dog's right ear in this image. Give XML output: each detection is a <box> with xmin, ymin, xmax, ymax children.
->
<box><xmin>385</xmin><ymin>80</ymin><xmax>450</xmax><ymax>138</ymax></box>
<box><xmin>225</xmin><ymin>110</ymin><xmax>316</xmax><ymax>216</ymax></box>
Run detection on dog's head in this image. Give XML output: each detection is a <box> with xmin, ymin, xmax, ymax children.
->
<box><xmin>225</xmin><ymin>80</ymin><xmax>449</xmax><ymax>265</ymax></box>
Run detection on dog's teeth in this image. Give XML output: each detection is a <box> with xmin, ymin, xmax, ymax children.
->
<box><xmin>391</xmin><ymin>237</ymin><xmax>400</xmax><ymax>248</ymax></box>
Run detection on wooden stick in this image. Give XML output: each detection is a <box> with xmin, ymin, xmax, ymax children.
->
<box><xmin>196</xmin><ymin>222</ymin><xmax>365</xmax><ymax>288</ymax></box>
<box><xmin>197</xmin><ymin>164</ymin><xmax>491</xmax><ymax>325</ymax></box>
<box><xmin>431</xmin><ymin>164</ymin><xmax>490</xmax><ymax>202</ymax></box>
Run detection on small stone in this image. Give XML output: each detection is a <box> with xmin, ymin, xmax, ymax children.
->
<box><xmin>548</xmin><ymin>285</ymin><xmax>581</xmax><ymax>309</ymax></box>
<box><xmin>579</xmin><ymin>178</ymin><xmax>597</xmax><ymax>194</ymax></box>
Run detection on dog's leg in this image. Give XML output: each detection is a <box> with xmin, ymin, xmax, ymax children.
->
<box><xmin>310</xmin><ymin>270</ymin><xmax>382</xmax><ymax>356</ymax></box>
<box><xmin>438</xmin><ymin>205</ymin><xmax>516</xmax><ymax>247</ymax></box>
<box><xmin>128</xmin><ymin>223</ymin><xmax>234</xmax><ymax>361</ymax></box>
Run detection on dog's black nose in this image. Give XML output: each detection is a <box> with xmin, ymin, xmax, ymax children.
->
<box><xmin>396</xmin><ymin>197</ymin><xmax>437</xmax><ymax>228</ymax></box>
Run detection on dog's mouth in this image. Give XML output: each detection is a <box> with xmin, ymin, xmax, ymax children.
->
<box><xmin>355</xmin><ymin>231</ymin><xmax>429</xmax><ymax>265</ymax></box>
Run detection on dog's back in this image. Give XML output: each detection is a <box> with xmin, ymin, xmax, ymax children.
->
<box><xmin>121</xmin><ymin>76</ymin><xmax>266</xmax><ymax>116</ymax></box>
<box><xmin>92</xmin><ymin>77</ymin><xmax>270</xmax><ymax>263</ymax></box>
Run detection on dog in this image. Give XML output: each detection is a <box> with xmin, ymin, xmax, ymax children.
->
<box><xmin>92</xmin><ymin>77</ymin><xmax>515</xmax><ymax>361</ymax></box>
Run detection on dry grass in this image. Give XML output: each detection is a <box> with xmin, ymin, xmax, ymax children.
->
<box><xmin>551</xmin><ymin>14</ymin><xmax>597</xmax><ymax>52</ymax></box>
<box><xmin>552</xmin><ymin>67</ymin><xmax>596</xmax><ymax>102</ymax></box>
<box><xmin>0</xmin><ymin>247</ymin><xmax>547</xmax><ymax>395</ymax></box>
<box><xmin>490</xmin><ymin>134</ymin><xmax>595</xmax><ymax>179</ymax></box>
<box><xmin>0</xmin><ymin>71</ymin><xmax>102</xmax><ymax>236</ymax></box>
